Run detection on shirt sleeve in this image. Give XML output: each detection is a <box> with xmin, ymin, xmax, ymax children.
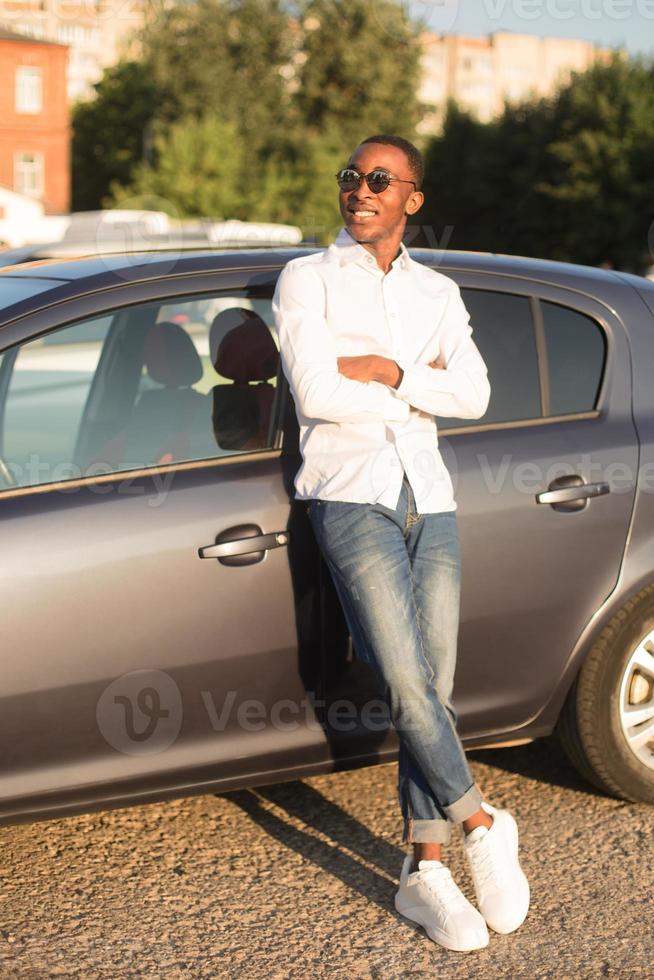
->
<box><xmin>272</xmin><ymin>261</ymin><xmax>410</xmax><ymax>424</ymax></box>
<box><xmin>392</xmin><ymin>281</ymin><xmax>491</xmax><ymax>419</ymax></box>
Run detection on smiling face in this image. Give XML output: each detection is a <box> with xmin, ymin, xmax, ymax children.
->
<box><xmin>338</xmin><ymin>142</ymin><xmax>424</xmax><ymax>247</ymax></box>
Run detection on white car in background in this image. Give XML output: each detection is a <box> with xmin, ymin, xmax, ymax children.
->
<box><xmin>0</xmin><ymin>211</ymin><xmax>303</xmax><ymax>266</ymax></box>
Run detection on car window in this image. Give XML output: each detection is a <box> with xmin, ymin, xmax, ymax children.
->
<box><xmin>437</xmin><ymin>289</ymin><xmax>540</xmax><ymax>429</ymax></box>
<box><xmin>2</xmin><ymin>315</ymin><xmax>112</xmax><ymax>486</ymax></box>
<box><xmin>541</xmin><ymin>300</ymin><xmax>606</xmax><ymax>415</ymax></box>
<box><xmin>0</xmin><ymin>290</ymin><xmax>280</xmax><ymax>492</ymax></box>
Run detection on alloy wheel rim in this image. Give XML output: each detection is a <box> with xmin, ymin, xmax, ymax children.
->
<box><xmin>618</xmin><ymin>630</ymin><xmax>654</xmax><ymax>771</ymax></box>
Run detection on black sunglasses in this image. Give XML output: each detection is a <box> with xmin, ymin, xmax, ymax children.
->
<box><xmin>335</xmin><ymin>167</ymin><xmax>417</xmax><ymax>194</ymax></box>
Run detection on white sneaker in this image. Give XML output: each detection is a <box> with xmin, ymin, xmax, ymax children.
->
<box><xmin>395</xmin><ymin>855</ymin><xmax>490</xmax><ymax>952</ymax></box>
<box><xmin>464</xmin><ymin>800</ymin><xmax>530</xmax><ymax>934</ymax></box>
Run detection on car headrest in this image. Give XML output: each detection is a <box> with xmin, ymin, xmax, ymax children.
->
<box><xmin>143</xmin><ymin>320</ymin><xmax>203</xmax><ymax>388</ymax></box>
<box><xmin>209</xmin><ymin>307</ymin><xmax>278</xmax><ymax>384</ymax></box>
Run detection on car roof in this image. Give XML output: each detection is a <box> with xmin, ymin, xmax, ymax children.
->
<box><xmin>0</xmin><ymin>246</ymin><xmax>307</xmax><ymax>281</ymax></box>
<box><xmin>0</xmin><ymin>245</ymin><xmax>652</xmax><ymax>327</ymax></box>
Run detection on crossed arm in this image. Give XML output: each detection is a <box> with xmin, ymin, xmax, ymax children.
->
<box><xmin>336</xmin><ymin>353</ymin><xmax>443</xmax><ymax>391</ymax></box>
<box><xmin>272</xmin><ymin>262</ymin><xmax>490</xmax><ymax>424</ymax></box>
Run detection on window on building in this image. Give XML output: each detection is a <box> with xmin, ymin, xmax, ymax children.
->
<box><xmin>15</xmin><ymin>22</ymin><xmax>46</xmax><ymax>39</ymax></box>
<box><xmin>15</xmin><ymin>66</ymin><xmax>43</xmax><ymax>113</ymax></box>
<box><xmin>14</xmin><ymin>152</ymin><xmax>45</xmax><ymax>199</ymax></box>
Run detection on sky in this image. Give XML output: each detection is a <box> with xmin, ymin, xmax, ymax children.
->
<box><xmin>407</xmin><ymin>0</ymin><xmax>654</xmax><ymax>55</ymax></box>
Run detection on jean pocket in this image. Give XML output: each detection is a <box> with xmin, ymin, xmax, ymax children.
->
<box><xmin>307</xmin><ymin>499</ymin><xmax>329</xmax><ymax>527</ymax></box>
<box><xmin>311</xmin><ymin>499</ymin><xmax>360</xmax><ymax>535</ymax></box>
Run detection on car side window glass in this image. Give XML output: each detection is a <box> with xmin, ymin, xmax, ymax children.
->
<box><xmin>541</xmin><ymin>301</ymin><xmax>606</xmax><ymax>415</ymax></box>
<box><xmin>0</xmin><ymin>291</ymin><xmax>280</xmax><ymax>493</ymax></box>
<box><xmin>2</xmin><ymin>315</ymin><xmax>112</xmax><ymax>487</ymax></box>
<box><xmin>119</xmin><ymin>293</ymin><xmax>279</xmax><ymax>471</ymax></box>
<box><xmin>437</xmin><ymin>289</ymin><xmax>540</xmax><ymax>429</ymax></box>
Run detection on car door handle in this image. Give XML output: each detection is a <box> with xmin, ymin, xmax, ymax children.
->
<box><xmin>198</xmin><ymin>524</ymin><xmax>290</xmax><ymax>567</ymax></box>
<box><xmin>535</xmin><ymin>475</ymin><xmax>610</xmax><ymax>512</ymax></box>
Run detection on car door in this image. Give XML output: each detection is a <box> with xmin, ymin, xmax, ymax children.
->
<box><xmin>434</xmin><ymin>272</ymin><xmax>638</xmax><ymax>738</ymax></box>
<box><xmin>0</xmin><ymin>272</ymin><xmax>327</xmax><ymax>821</ymax></box>
<box><xmin>311</xmin><ymin>268</ymin><xmax>638</xmax><ymax>756</ymax></box>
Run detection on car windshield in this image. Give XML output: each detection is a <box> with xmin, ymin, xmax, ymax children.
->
<box><xmin>0</xmin><ymin>276</ymin><xmax>60</xmax><ymax>315</ymax></box>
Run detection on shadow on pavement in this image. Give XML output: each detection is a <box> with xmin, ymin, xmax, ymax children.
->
<box><xmin>221</xmin><ymin>781</ymin><xmax>403</xmax><ymax>911</ymax></box>
<box><xmin>466</xmin><ymin>734</ymin><xmax>610</xmax><ymax>799</ymax></box>
<box><xmin>218</xmin><ymin>736</ymin><xmax>618</xmax><ymax>911</ymax></box>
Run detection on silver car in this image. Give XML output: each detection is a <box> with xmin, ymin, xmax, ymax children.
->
<box><xmin>0</xmin><ymin>245</ymin><xmax>653</xmax><ymax>828</ymax></box>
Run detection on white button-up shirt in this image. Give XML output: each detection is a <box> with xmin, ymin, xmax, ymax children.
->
<box><xmin>272</xmin><ymin>227</ymin><xmax>491</xmax><ymax>513</ymax></box>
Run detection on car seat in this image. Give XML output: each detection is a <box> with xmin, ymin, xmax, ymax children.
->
<box><xmin>120</xmin><ymin>320</ymin><xmax>208</xmax><ymax>468</ymax></box>
<box><xmin>209</xmin><ymin>308</ymin><xmax>279</xmax><ymax>451</ymax></box>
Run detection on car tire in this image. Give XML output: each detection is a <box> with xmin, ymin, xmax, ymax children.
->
<box><xmin>556</xmin><ymin>583</ymin><xmax>654</xmax><ymax>805</ymax></box>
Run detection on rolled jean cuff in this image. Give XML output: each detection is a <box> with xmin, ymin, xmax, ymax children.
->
<box><xmin>403</xmin><ymin>818</ymin><xmax>452</xmax><ymax>845</ymax></box>
<box><xmin>443</xmin><ymin>782</ymin><xmax>483</xmax><ymax>823</ymax></box>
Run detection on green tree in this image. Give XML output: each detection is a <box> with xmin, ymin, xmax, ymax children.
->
<box><xmin>294</xmin><ymin>0</ymin><xmax>424</xmax><ymax>147</ymax></box>
<box><xmin>536</xmin><ymin>54</ymin><xmax>654</xmax><ymax>269</ymax></box>
<box><xmin>141</xmin><ymin>0</ymin><xmax>294</xmax><ymax>150</ymax></box>
<box><xmin>415</xmin><ymin>100</ymin><xmax>497</xmax><ymax>252</ymax></box>
<box><xmin>74</xmin><ymin>0</ymin><xmax>426</xmax><ymax>242</ymax></box>
<box><xmin>420</xmin><ymin>53</ymin><xmax>654</xmax><ymax>272</ymax></box>
<box><xmin>71</xmin><ymin>60</ymin><xmax>159</xmax><ymax>211</ymax></box>
<box><xmin>244</xmin><ymin>121</ymin><xmax>347</xmax><ymax>238</ymax></box>
<box><xmin>106</xmin><ymin>115</ymin><xmax>246</xmax><ymax>218</ymax></box>
<box><xmin>74</xmin><ymin>0</ymin><xmax>295</xmax><ymax>211</ymax></box>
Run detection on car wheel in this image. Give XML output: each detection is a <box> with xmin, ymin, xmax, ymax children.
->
<box><xmin>556</xmin><ymin>583</ymin><xmax>654</xmax><ymax>804</ymax></box>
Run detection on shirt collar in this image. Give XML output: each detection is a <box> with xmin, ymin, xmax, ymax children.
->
<box><xmin>330</xmin><ymin>226</ymin><xmax>411</xmax><ymax>272</ymax></box>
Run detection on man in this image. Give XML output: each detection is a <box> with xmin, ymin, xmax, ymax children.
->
<box><xmin>272</xmin><ymin>134</ymin><xmax>529</xmax><ymax>953</ymax></box>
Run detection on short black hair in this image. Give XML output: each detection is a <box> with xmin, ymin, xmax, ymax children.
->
<box><xmin>360</xmin><ymin>134</ymin><xmax>424</xmax><ymax>190</ymax></box>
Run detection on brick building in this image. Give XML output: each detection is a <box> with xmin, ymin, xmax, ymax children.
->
<box><xmin>0</xmin><ymin>0</ymin><xmax>144</xmax><ymax>103</ymax></box>
<box><xmin>0</xmin><ymin>27</ymin><xmax>70</xmax><ymax>213</ymax></box>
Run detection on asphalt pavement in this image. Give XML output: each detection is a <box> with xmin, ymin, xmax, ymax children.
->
<box><xmin>0</xmin><ymin>737</ymin><xmax>652</xmax><ymax>979</ymax></box>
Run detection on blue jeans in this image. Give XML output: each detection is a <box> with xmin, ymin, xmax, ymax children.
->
<box><xmin>307</xmin><ymin>472</ymin><xmax>482</xmax><ymax>845</ymax></box>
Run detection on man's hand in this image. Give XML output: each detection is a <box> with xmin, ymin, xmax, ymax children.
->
<box><xmin>336</xmin><ymin>355</ymin><xmax>381</xmax><ymax>384</ymax></box>
<box><xmin>336</xmin><ymin>353</ymin><xmax>447</xmax><ymax>389</ymax></box>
